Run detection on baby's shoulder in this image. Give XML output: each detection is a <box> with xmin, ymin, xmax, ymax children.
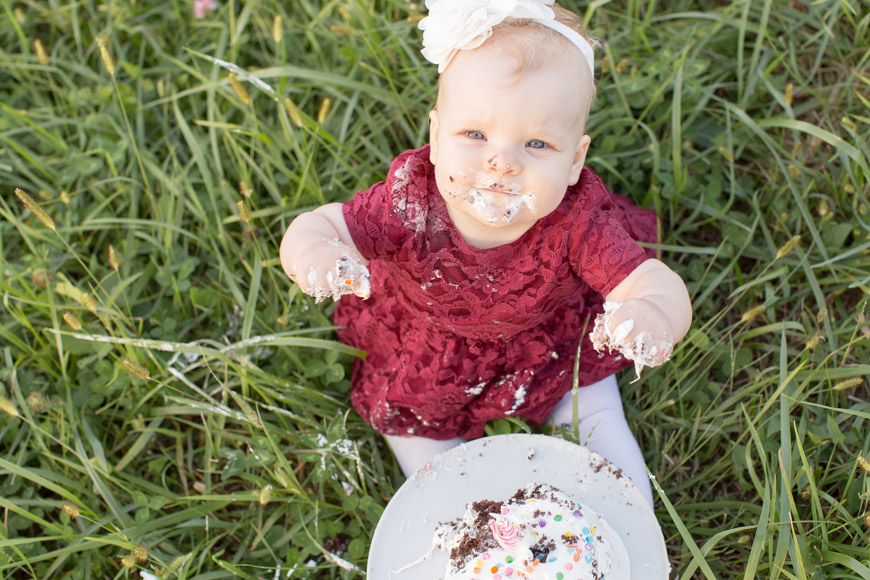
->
<box><xmin>385</xmin><ymin>146</ymin><xmax>434</xmax><ymax>196</ymax></box>
<box><xmin>373</xmin><ymin>146</ymin><xmax>436</xmax><ymax>236</ymax></box>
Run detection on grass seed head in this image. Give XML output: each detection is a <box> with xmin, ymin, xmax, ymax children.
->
<box><xmin>120</xmin><ymin>555</ymin><xmax>136</xmax><ymax>569</ymax></box>
<box><xmin>741</xmin><ymin>305</ymin><xmax>765</xmax><ymax>323</ymax></box>
<box><xmin>330</xmin><ymin>23</ymin><xmax>356</xmax><ymax>36</ymax></box>
<box><xmin>259</xmin><ymin>484</ymin><xmax>273</xmax><ymax>505</ymax></box>
<box><xmin>96</xmin><ymin>37</ymin><xmax>115</xmax><ymax>76</ymax></box>
<box><xmin>34</xmin><ymin>38</ymin><xmax>49</xmax><ymax>66</ymax></box>
<box><xmin>133</xmin><ymin>545</ymin><xmax>148</xmax><ymax>562</ymax></box>
<box><xmin>32</xmin><ymin>268</ymin><xmax>49</xmax><ymax>288</ymax></box>
<box><xmin>108</xmin><ymin>244</ymin><xmax>120</xmax><ymax>271</ymax></box>
<box><xmin>842</xmin><ymin>116</ymin><xmax>857</xmax><ymax>132</ymax></box>
<box><xmin>776</xmin><ymin>235</ymin><xmax>801</xmax><ymax>260</ymax></box>
<box><xmin>14</xmin><ymin>188</ymin><xmax>56</xmax><ymax>230</ymax></box>
<box><xmin>228</xmin><ymin>73</ymin><xmax>251</xmax><ymax>105</ymax></box>
<box><xmin>317</xmin><ymin>97</ymin><xmax>332</xmax><ymax>124</ymax></box>
<box><xmin>81</xmin><ymin>294</ymin><xmax>98</xmax><ymax>315</ymax></box>
<box><xmin>122</xmin><ymin>358</ymin><xmax>150</xmax><ymax>381</ymax></box>
<box><xmin>817</xmin><ymin>198</ymin><xmax>830</xmax><ymax>218</ymax></box>
<box><xmin>62</xmin><ymin>502</ymin><xmax>80</xmax><ymax>519</ymax></box>
<box><xmin>236</xmin><ymin>200</ymin><xmax>251</xmax><ymax>224</ymax></box>
<box><xmin>784</xmin><ymin>82</ymin><xmax>794</xmax><ymax>106</ymax></box>
<box><xmin>833</xmin><ymin>377</ymin><xmax>863</xmax><ymax>392</ymax></box>
<box><xmin>857</xmin><ymin>455</ymin><xmax>870</xmax><ymax>474</ymax></box>
<box><xmin>0</xmin><ymin>395</ymin><xmax>18</xmax><ymax>418</ymax></box>
<box><xmin>817</xmin><ymin>308</ymin><xmax>828</xmax><ymax>325</ymax></box>
<box><xmin>272</xmin><ymin>15</ymin><xmax>283</xmax><ymax>44</ymax></box>
<box><xmin>27</xmin><ymin>392</ymin><xmax>48</xmax><ymax>413</ymax></box>
<box><xmin>238</xmin><ymin>180</ymin><xmax>253</xmax><ymax>198</ymax></box>
<box><xmin>62</xmin><ymin>311</ymin><xmax>82</xmax><ymax>331</ymax></box>
<box><xmin>284</xmin><ymin>97</ymin><xmax>303</xmax><ymax>127</ymax></box>
<box><xmin>274</xmin><ymin>468</ymin><xmax>291</xmax><ymax>489</ymax></box>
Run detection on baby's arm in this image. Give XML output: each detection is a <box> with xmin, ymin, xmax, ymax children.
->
<box><xmin>279</xmin><ymin>203</ymin><xmax>371</xmax><ymax>302</ymax></box>
<box><xmin>591</xmin><ymin>258</ymin><xmax>692</xmax><ymax>377</ymax></box>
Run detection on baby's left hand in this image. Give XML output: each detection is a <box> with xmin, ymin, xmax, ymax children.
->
<box><xmin>590</xmin><ymin>299</ymin><xmax>675</xmax><ymax>379</ymax></box>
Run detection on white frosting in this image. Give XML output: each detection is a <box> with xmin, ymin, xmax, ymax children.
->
<box><xmin>445</xmin><ymin>169</ymin><xmax>538</xmax><ymax>225</ymax></box>
<box><xmin>309</xmin><ymin>241</ymin><xmax>371</xmax><ymax>303</ymax></box>
<box><xmin>590</xmin><ymin>301</ymin><xmax>673</xmax><ymax>381</ymax></box>
<box><xmin>435</xmin><ymin>483</ymin><xmax>624</xmax><ymax>579</ymax></box>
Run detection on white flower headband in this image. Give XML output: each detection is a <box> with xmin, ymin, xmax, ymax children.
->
<box><xmin>418</xmin><ymin>0</ymin><xmax>595</xmax><ymax>76</ymax></box>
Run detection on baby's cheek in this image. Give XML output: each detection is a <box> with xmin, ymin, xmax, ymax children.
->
<box><xmin>441</xmin><ymin>174</ymin><xmax>470</xmax><ymax>200</ymax></box>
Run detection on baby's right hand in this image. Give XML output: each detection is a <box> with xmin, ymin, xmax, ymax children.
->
<box><xmin>291</xmin><ymin>241</ymin><xmax>371</xmax><ymax>303</ymax></box>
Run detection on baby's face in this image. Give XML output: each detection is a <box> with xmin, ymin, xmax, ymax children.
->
<box><xmin>428</xmin><ymin>44</ymin><xmax>592</xmax><ymax>248</ymax></box>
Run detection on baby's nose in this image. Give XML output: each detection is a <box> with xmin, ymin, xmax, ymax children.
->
<box><xmin>485</xmin><ymin>153</ymin><xmax>521</xmax><ymax>175</ymax></box>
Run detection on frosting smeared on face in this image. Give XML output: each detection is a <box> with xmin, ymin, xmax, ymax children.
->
<box><xmin>443</xmin><ymin>169</ymin><xmax>538</xmax><ymax>225</ymax></box>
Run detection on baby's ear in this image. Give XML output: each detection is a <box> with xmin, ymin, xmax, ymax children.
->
<box><xmin>568</xmin><ymin>134</ymin><xmax>591</xmax><ymax>185</ymax></box>
<box><xmin>428</xmin><ymin>109</ymin><xmax>439</xmax><ymax>164</ymax></box>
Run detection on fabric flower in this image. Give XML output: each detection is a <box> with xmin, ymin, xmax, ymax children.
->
<box><xmin>194</xmin><ymin>0</ymin><xmax>218</xmax><ymax>19</ymax></box>
<box><xmin>419</xmin><ymin>0</ymin><xmax>556</xmax><ymax>73</ymax></box>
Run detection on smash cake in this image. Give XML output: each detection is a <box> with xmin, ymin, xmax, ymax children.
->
<box><xmin>434</xmin><ymin>483</ymin><xmax>627</xmax><ymax>579</ymax></box>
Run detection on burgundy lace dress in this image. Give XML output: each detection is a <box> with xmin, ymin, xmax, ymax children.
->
<box><xmin>333</xmin><ymin>146</ymin><xmax>658</xmax><ymax>440</ymax></box>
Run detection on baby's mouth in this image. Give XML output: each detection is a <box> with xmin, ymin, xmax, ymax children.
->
<box><xmin>475</xmin><ymin>187</ymin><xmax>511</xmax><ymax>196</ymax></box>
<box><xmin>463</xmin><ymin>187</ymin><xmax>535</xmax><ymax>224</ymax></box>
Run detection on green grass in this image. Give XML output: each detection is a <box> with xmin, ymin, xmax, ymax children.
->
<box><xmin>1</xmin><ymin>0</ymin><xmax>869</xmax><ymax>578</ymax></box>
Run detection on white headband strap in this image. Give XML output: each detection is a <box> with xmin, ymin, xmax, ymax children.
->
<box><xmin>535</xmin><ymin>18</ymin><xmax>595</xmax><ymax>77</ymax></box>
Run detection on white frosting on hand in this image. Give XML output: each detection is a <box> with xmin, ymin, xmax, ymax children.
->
<box><xmin>309</xmin><ymin>240</ymin><xmax>371</xmax><ymax>303</ymax></box>
<box><xmin>590</xmin><ymin>301</ymin><xmax>673</xmax><ymax>381</ymax></box>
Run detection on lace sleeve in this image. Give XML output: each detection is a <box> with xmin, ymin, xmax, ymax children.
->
<box><xmin>342</xmin><ymin>150</ymin><xmax>426</xmax><ymax>261</ymax></box>
<box><xmin>568</xmin><ymin>178</ymin><xmax>650</xmax><ymax>297</ymax></box>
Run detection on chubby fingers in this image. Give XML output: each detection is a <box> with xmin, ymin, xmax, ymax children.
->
<box><xmin>299</xmin><ymin>261</ymin><xmax>371</xmax><ymax>303</ymax></box>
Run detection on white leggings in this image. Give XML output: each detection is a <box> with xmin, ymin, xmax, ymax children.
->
<box><xmin>384</xmin><ymin>375</ymin><xmax>654</xmax><ymax>506</ymax></box>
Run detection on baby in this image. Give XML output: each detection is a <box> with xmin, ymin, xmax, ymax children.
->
<box><xmin>280</xmin><ymin>0</ymin><xmax>692</xmax><ymax>505</ymax></box>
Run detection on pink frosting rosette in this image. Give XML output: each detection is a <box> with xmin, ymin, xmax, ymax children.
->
<box><xmin>489</xmin><ymin>516</ymin><xmax>521</xmax><ymax>550</ymax></box>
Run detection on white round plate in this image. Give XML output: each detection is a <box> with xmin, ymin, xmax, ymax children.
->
<box><xmin>368</xmin><ymin>434</ymin><xmax>669</xmax><ymax>579</ymax></box>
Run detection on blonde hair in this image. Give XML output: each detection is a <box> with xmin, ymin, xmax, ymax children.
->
<box><xmin>436</xmin><ymin>4</ymin><xmax>599</xmax><ymax>126</ymax></box>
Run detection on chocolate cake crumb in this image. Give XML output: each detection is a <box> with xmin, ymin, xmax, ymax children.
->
<box><xmin>470</xmin><ymin>499</ymin><xmax>503</xmax><ymax>529</ymax></box>
<box><xmin>446</xmin><ymin>499</ymin><xmax>503</xmax><ymax>569</ymax></box>
<box><xmin>530</xmin><ymin>538</ymin><xmax>556</xmax><ymax>562</ymax></box>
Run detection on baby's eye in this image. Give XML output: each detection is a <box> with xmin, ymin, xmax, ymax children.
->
<box><xmin>464</xmin><ymin>130</ymin><xmax>485</xmax><ymax>140</ymax></box>
<box><xmin>526</xmin><ymin>139</ymin><xmax>548</xmax><ymax>149</ymax></box>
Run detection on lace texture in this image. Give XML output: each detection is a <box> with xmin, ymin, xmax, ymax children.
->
<box><xmin>333</xmin><ymin>146</ymin><xmax>658</xmax><ymax>440</ymax></box>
